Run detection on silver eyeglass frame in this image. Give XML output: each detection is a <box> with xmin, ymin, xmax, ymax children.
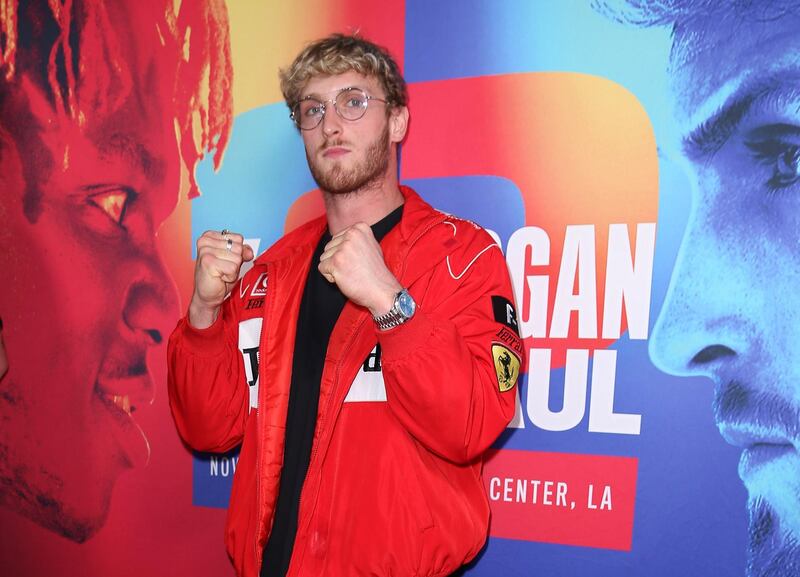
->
<box><xmin>290</xmin><ymin>87</ymin><xmax>388</xmax><ymax>130</ymax></box>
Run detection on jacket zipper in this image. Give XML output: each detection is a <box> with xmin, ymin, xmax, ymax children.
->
<box><xmin>289</xmin><ymin>312</ymin><xmax>368</xmax><ymax>577</ymax></box>
<box><xmin>254</xmin><ymin>261</ymin><xmax>274</xmax><ymax>572</ymax></box>
<box><xmin>284</xmin><ymin>213</ymin><xmax>448</xmax><ymax>575</ymax></box>
<box><xmin>289</xmin><ymin>216</ymin><xmax>447</xmax><ymax>570</ymax></box>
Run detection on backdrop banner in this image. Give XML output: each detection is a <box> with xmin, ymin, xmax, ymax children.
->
<box><xmin>2</xmin><ymin>2</ymin><xmax>795</xmax><ymax>576</ymax></box>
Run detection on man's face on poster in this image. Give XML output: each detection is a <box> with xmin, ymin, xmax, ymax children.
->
<box><xmin>0</xmin><ymin>27</ymin><xmax>180</xmax><ymax>541</ymax></box>
<box><xmin>648</xmin><ymin>7</ymin><xmax>800</xmax><ymax>576</ymax></box>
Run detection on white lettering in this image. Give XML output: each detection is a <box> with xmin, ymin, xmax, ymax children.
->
<box><xmin>516</xmin><ymin>479</ymin><xmax>527</xmax><ymax>502</ymax></box>
<box><xmin>601</xmin><ymin>223</ymin><xmax>656</xmax><ymax>340</ymax></box>
<box><xmin>490</xmin><ymin>477</ymin><xmax>501</xmax><ymax>500</ymax></box>
<box><xmin>601</xmin><ymin>485</ymin><xmax>613</xmax><ymax>510</ymax></box>
<box><xmin>503</xmin><ymin>477</ymin><xmax>514</xmax><ymax>502</ymax></box>
<box><xmin>487</xmin><ymin>477</ymin><xmax>570</xmax><ymax>507</ymax></box>
<box><xmin>525</xmin><ymin>348</ymin><xmax>641</xmax><ymax>435</ymax></box>
<box><xmin>506</xmin><ymin>224</ymin><xmax>656</xmax><ymax>341</ymax></box>
<box><xmin>506</xmin><ymin>226</ymin><xmax>550</xmax><ymax>339</ymax></box>
<box><xmin>527</xmin><ymin>348</ymin><xmax>588</xmax><ymax>431</ymax></box>
<box><xmin>209</xmin><ymin>455</ymin><xmax>239</xmax><ymax>477</ymax></box>
<box><xmin>587</xmin><ymin>484</ymin><xmax>613</xmax><ymax>510</ymax></box>
<box><xmin>531</xmin><ymin>479</ymin><xmax>541</xmax><ymax>503</ymax></box>
<box><xmin>588</xmin><ymin>349</ymin><xmax>641</xmax><ymax>435</ymax></box>
<box><xmin>542</xmin><ymin>481</ymin><xmax>554</xmax><ymax>505</ymax></box>
<box><xmin>550</xmin><ymin>225</ymin><xmax>597</xmax><ymax>339</ymax></box>
<box><xmin>556</xmin><ymin>481</ymin><xmax>568</xmax><ymax>507</ymax></box>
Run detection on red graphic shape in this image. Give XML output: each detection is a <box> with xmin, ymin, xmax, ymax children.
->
<box><xmin>484</xmin><ymin>449</ymin><xmax>638</xmax><ymax>550</ymax></box>
<box><xmin>403</xmin><ymin>75</ymin><xmax>659</xmax><ymax>366</ymax></box>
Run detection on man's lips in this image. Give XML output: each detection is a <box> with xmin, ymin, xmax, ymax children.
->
<box><xmin>322</xmin><ymin>146</ymin><xmax>350</xmax><ymax>158</ymax></box>
<box><xmin>719</xmin><ymin>423</ymin><xmax>795</xmax><ymax>449</ymax></box>
<box><xmin>95</xmin><ymin>370</ymin><xmax>154</xmax><ymax>412</ymax></box>
<box><xmin>719</xmin><ymin>421</ymin><xmax>798</xmax><ymax>482</ymax></box>
<box><xmin>739</xmin><ymin>444</ymin><xmax>796</xmax><ymax>482</ymax></box>
<box><xmin>94</xmin><ymin>354</ymin><xmax>154</xmax><ymax>469</ymax></box>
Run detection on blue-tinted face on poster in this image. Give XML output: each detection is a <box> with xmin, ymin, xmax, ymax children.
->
<box><xmin>633</xmin><ymin>3</ymin><xmax>800</xmax><ymax>575</ymax></box>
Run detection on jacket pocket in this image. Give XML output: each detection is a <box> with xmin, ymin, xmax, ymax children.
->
<box><xmin>308</xmin><ymin>402</ymin><xmax>436</xmax><ymax>575</ymax></box>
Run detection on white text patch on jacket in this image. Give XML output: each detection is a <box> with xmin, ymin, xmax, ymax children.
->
<box><xmin>345</xmin><ymin>344</ymin><xmax>386</xmax><ymax>403</ymax></box>
<box><xmin>238</xmin><ymin>318</ymin><xmax>262</xmax><ymax>410</ymax></box>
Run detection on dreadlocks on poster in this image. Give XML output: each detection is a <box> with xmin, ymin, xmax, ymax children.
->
<box><xmin>0</xmin><ymin>0</ymin><xmax>232</xmax><ymax>571</ymax></box>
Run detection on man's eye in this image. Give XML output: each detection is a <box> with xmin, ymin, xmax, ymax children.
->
<box><xmin>302</xmin><ymin>102</ymin><xmax>323</xmax><ymax>117</ymax></box>
<box><xmin>344</xmin><ymin>97</ymin><xmax>366</xmax><ymax>108</ymax></box>
<box><xmin>746</xmin><ymin>139</ymin><xmax>800</xmax><ymax>190</ymax></box>
<box><xmin>774</xmin><ymin>145</ymin><xmax>800</xmax><ymax>186</ymax></box>
<box><xmin>339</xmin><ymin>90</ymin><xmax>367</xmax><ymax>109</ymax></box>
<box><xmin>87</xmin><ymin>188</ymin><xmax>131</xmax><ymax>225</ymax></box>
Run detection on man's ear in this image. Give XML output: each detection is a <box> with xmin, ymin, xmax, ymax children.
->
<box><xmin>389</xmin><ymin>105</ymin><xmax>409</xmax><ymax>143</ymax></box>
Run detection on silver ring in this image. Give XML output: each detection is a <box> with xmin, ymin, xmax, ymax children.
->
<box><xmin>221</xmin><ymin>228</ymin><xmax>229</xmax><ymax>237</ymax></box>
<box><xmin>226</xmin><ymin>238</ymin><xmax>233</xmax><ymax>252</ymax></box>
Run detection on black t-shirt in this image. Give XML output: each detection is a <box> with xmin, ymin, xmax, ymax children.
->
<box><xmin>260</xmin><ymin>205</ymin><xmax>403</xmax><ymax>577</ymax></box>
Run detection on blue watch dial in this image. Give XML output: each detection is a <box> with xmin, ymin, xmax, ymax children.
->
<box><xmin>397</xmin><ymin>290</ymin><xmax>416</xmax><ymax>318</ymax></box>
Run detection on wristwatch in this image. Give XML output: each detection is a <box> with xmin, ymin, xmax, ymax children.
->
<box><xmin>373</xmin><ymin>289</ymin><xmax>416</xmax><ymax>331</ymax></box>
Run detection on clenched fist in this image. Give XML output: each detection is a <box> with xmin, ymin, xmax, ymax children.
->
<box><xmin>318</xmin><ymin>222</ymin><xmax>402</xmax><ymax>316</ymax></box>
<box><xmin>189</xmin><ymin>230</ymin><xmax>254</xmax><ymax>329</ymax></box>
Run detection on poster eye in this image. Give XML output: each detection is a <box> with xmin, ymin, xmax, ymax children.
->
<box><xmin>88</xmin><ymin>188</ymin><xmax>131</xmax><ymax>225</ymax></box>
<box><xmin>774</xmin><ymin>145</ymin><xmax>800</xmax><ymax>187</ymax></box>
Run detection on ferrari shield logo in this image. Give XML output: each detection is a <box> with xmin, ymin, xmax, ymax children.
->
<box><xmin>492</xmin><ymin>344</ymin><xmax>520</xmax><ymax>392</ymax></box>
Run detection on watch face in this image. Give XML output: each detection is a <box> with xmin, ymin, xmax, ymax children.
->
<box><xmin>397</xmin><ymin>291</ymin><xmax>416</xmax><ymax>318</ymax></box>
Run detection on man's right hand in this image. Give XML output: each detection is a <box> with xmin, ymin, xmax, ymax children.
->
<box><xmin>189</xmin><ymin>230</ymin><xmax>254</xmax><ymax>329</ymax></box>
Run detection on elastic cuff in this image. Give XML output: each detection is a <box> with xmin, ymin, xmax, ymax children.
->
<box><xmin>174</xmin><ymin>312</ymin><xmax>227</xmax><ymax>353</ymax></box>
<box><xmin>376</xmin><ymin>308</ymin><xmax>435</xmax><ymax>361</ymax></box>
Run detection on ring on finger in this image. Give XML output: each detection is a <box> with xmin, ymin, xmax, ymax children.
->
<box><xmin>221</xmin><ymin>228</ymin><xmax>230</xmax><ymax>238</ymax></box>
<box><xmin>226</xmin><ymin>238</ymin><xmax>233</xmax><ymax>252</ymax></box>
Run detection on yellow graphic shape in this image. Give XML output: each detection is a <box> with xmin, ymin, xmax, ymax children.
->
<box><xmin>492</xmin><ymin>344</ymin><xmax>520</xmax><ymax>392</ymax></box>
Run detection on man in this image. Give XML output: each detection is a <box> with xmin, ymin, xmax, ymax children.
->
<box><xmin>598</xmin><ymin>2</ymin><xmax>800</xmax><ymax>576</ymax></box>
<box><xmin>168</xmin><ymin>34</ymin><xmax>524</xmax><ymax>577</ymax></box>
<box><xmin>0</xmin><ymin>0</ymin><xmax>232</xmax><ymax>543</ymax></box>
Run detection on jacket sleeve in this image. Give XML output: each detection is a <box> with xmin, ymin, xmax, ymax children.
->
<box><xmin>167</xmin><ymin>289</ymin><xmax>250</xmax><ymax>453</ymax></box>
<box><xmin>378</xmin><ymin>235</ymin><xmax>525</xmax><ymax>464</ymax></box>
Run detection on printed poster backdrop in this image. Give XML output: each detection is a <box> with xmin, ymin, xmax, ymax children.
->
<box><xmin>2</xmin><ymin>1</ymin><xmax>797</xmax><ymax>576</ymax></box>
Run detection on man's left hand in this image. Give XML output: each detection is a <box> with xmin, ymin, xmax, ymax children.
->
<box><xmin>318</xmin><ymin>222</ymin><xmax>402</xmax><ymax>316</ymax></box>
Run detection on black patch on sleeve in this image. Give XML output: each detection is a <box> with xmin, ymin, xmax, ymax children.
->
<box><xmin>492</xmin><ymin>295</ymin><xmax>519</xmax><ymax>336</ymax></box>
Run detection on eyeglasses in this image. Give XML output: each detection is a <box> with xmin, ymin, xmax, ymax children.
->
<box><xmin>291</xmin><ymin>87</ymin><xmax>388</xmax><ymax>130</ymax></box>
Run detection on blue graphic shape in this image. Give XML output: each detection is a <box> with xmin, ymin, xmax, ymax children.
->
<box><xmin>407</xmin><ymin>175</ymin><xmax>525</xmax><ymax>250</ymax></box>
<box><xmin>193</xmin><ymin>103</ymin><xmax>316</xmax><ymax>255</ymax></box>
<box><xmin>192</xmin><ymin>448</ymin><xmax>241</xmax><ymax>508</ymax></box>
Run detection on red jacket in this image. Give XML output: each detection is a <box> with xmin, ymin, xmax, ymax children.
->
<box><xmin>168</xmin><ymin>187</ymin><xmax>524</xmax><ymax>577</ymax></box>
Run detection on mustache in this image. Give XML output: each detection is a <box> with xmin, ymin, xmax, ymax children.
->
<box><xmin>321</xmin><ymin>137</ymin><xmax>350</xmax><ymax>149</ymax></box>
<box><xmin>714</xmin><ymin>380</ymin><xmax>800</xmax><ymax>443</ymax></box>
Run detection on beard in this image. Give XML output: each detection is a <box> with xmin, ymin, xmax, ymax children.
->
<box><xmin>747</xmin><ymin>497</ymin><xmax>800</xmax><ymax>577</ymax></box>
<box><xmin>307</xmin><ymin>122</ymin><xmax>391</xmax><ymax>195</ymax></box>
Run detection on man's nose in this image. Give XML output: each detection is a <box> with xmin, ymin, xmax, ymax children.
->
<box><xmin>648</xmin><ymin>206</ymin><xmax>751</xmax><ymax>379</ymax></box>
<box><xmin>121</xmin><ymin>251</ymin><xmax>180</xmax><ymax>347</ymax></box>
<box><xmin>321</xmin><ymin>104</ymin><xmax>343</xmax><ymax>137</ymax></box>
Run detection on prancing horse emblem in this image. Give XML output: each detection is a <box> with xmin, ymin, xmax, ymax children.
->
<box><xmin>491</xmin><ymin>344</ymin><xmax>520</xmax><ymax>392</ymax></box>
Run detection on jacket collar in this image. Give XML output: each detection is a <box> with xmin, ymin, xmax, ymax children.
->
<box><xmin>384</xmin><ymin>185</ymin><xmax>456</xmax><ymax>285</ymax></box>
<box><xmin>255</xmin><ymin>185</ymin><xmax>457</xmax><ymax>283</ymax></box>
